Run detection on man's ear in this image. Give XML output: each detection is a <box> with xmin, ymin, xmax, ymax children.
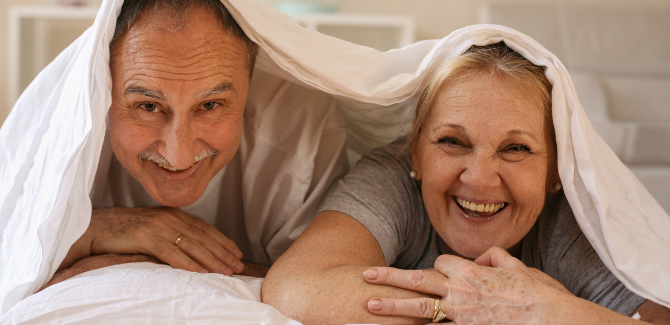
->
<box><xmin>411</xmin><ymin>142</ymin><xmax>422</xmax><ymax>181</ymax></box>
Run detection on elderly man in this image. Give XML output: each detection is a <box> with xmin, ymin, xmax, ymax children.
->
<box><xmin>48</xmin><ymin>0</ymin><xmax>348</xmax><ymax>284</ymax></box>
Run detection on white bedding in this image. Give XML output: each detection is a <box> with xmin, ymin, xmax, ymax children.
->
<box><xmin>1</xmin><ymin>0</ymin><xmax>670</xmax><ymax>318</ymax></box>
<box><xmin>0</xmin><ymin>263</ymin><xmax>300</xmax><ymax>325</ymax></box>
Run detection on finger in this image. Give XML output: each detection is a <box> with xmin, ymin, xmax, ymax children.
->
<box><xmin>179</xmin><ymin>224</ymin><xmax>244</xmax><ymax>273</ymax></box>
<box><xmin>176</xmin><ymin>235</ymin><xmax>235</xmax><ymax>275</ymax></box>
<box><xmin>433</xmin><ymin>254</ymin><xmax>475</xmax><ymax>279</ymax></box>
<box><xmin>473</xmin><ymin>247</ymin><xmax>524</xmax><ymax>269</ymax></box>
<box><xmin>368</xmin><ymin>297</ymin><xmax>452</xmax><ymax>321</ymax></box>
<box><xmin>177</xmin><ymin>213</ymin><xmax>244</xmax><ymax>260</ymax></box>
<box><xmin>363</xmin><ymin>267</ymin><xmax>448</xmax><ymax>296</ymax></box>
<box><xmin>151</xmin><ymin>238</ymin><xmax>208</xmax><ymax>274</ymax></box>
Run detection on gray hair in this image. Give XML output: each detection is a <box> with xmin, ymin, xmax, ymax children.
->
<box><xmin>109</xmin><ymin>0</ymin><xmax>258</xmax><ymax>77</ymax></box>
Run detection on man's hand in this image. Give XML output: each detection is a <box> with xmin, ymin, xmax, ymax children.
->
<box><xmin>42</xmin><ymin>254</ymin><xmax>161</xmax><ymax>291</ymax></box>
<box><xmin>364</xmin><ymin>247</ymin><xmax>571</xmax><ymax>324</ymax></box>
<box><xmin>71</xmin><ymin>207</ymin><xmax>244</xmax><ymax>275</ymax></box>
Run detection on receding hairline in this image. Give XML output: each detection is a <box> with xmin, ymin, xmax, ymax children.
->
<box><xmin>109</xmin><ymin>0</ymin><xmax>258</xmax><ymax>76</ymax></box>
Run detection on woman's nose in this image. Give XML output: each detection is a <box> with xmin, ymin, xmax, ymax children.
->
<box><xmin>459</xmin><ymin>151</ymin><xmax>502</xmax><ymax>191</ymax></box>
<box><xmin>161</xmin><ymin>116</ymin><xmax>197</xmax><ymax>170</ymax></box>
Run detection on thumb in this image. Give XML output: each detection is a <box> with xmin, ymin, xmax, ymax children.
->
<box><xmin>473</xmin><ymin>247</ymin><xmax>522</xmax><ymax>269</ymax></box>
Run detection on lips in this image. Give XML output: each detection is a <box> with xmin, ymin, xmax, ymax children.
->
<box><xmin>456</xmin><ymin>197</ymin><xmax>506</xmax><ymax>214</ymax></box>
<box><xmin>149</xmin><ymin>159</ymin><xmax>204</xmax><ymax>183</ymax></box>
<box><xmin>157</xmin><ymin>162</ymin><xmax>193</xmax><ymax>172</ymax></box>
<box><xmin>454</xmin><ymin>196</ymin><xmax>508</xmax><ymax>221</ymax></box>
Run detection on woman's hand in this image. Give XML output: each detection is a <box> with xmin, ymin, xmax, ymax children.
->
<box><xmin>364</xmin><ymin>247</ymin><xmax>571</xmax><ymax>324</ymax></box>
<box><xmin>82</xmin><ymin>207</ymin><xmax>244</xmax><ymax>275</ymax></box>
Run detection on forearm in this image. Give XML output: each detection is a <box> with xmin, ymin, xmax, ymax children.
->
<box><xmin>57</xmin><ymin>225</ymin><xmax>95</xmax><ymax>272</ymax></box>
<box><xmin>263</xmin><ymin>264</ymin><xmax>430</xmax><ymax>325</ymax></box>
<box><xmin>240</xmin><ymin>262</ymin><xmax>270</xmax><ymax>278</ymax></box>
<box><xmin>553</xmin><ymin>292</ymin><xmax>648</xmax><ymax>325</ymax></box>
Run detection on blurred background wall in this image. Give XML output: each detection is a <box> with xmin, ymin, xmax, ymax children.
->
<box><xmin>2</xmin><ymin>0</ymin><xmax>670</xmax><ymax>126</ymax></box>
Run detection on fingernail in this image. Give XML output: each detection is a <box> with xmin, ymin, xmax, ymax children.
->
<box><xmin>221</xmin><ymin>266</ymin><xmax>233</xmax><ymax>276</ymax></box>
<box><xmin>364</xmin><ymin>269</ymin><xmax>378</xmax><ymax>280</ymax></box>
<box><xmin>368</xmin><ymin>299</ymin><xmax>383</xmax><ymax>311</ymax></box>
<box><xmin>198</xmin><ymin>268</ymin><xmax>208</xmax><ymax>274</ymax></box>
<box><xmin>234</xmin><ymin>249</ymin><xmax>243</xmax><ymax>259</ymax></box>
<box><xmin>232</xmin><ymin>261</ymin><xmax>243</xmax><ymax>273</ymax></box>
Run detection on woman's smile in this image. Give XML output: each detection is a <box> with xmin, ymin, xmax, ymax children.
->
<box><xmin>413</xmin><ymin>73</ymin><xmax>559</xmax><ymax>259</ymax></box>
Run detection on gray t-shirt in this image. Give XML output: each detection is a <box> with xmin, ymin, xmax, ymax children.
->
<box><xmin>320</xmin><ymin>140</ymin><xmax>646</xmax><ymax>316</ymax></box>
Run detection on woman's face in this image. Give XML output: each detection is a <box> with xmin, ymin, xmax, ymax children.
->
<box><xmin>412</xmin><ymin>75</ymin><xmax>559</xmax><ymax>259</ymax></box>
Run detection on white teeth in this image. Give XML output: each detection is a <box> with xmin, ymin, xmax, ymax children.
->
<box><xmin>158</xmin><ymin>163</ymin><xmax>178</xmax><ymax>172</ymax></box>
<box><xmin>456</xmin><ymin>197</ymin><xmax>505</xmax><ymax>214</ymax></box>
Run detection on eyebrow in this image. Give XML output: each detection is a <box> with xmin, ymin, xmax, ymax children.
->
<box><xmin>433</xmin><ymin>123</ymin><xmax>465</xmax><ymax>132</ymax></box>
<box><xmin>195</xmin><ymin>82</ymin><xmax>233</xmax><ymax>100</ymax></box>
<box><xmin>123</xmin><ymin>82</ymin><xmax>234</xmax><ymax>101</ymax></box>
<box><xmin>124</xmin><ymin>86</ymin><xmax>167</xmax><ymax>100</ymax></box>
<box><xmin>434</xmin><ymin>123</ymin><xmax>540</xmax><ymax>141</ymax></box>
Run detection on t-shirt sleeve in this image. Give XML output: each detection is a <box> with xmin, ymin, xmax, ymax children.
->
<box><xmin>319</xmin><ymin>143</ymin><xmax>426</xmax><ymax>267</ymax></box>
<box><xmin>530</xmin><ymin>194</ymin><xmax>647</xmax><ymax>316</ymax></box>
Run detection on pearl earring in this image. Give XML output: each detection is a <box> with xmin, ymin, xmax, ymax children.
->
<box><xmin>554</xmin><ymin>183</ymin><xmax>562</xmax><ymax>191</ymax></box>
<box><xmin>410</xmin><ymin>171</ymin><xmax>417</xmax><ymax>179</ymax></box>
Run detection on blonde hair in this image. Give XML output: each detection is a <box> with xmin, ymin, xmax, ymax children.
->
<box><xmin>409</xmin><ymin>42</ymin><xmax>553</xmax><ymax>147</ymax></box>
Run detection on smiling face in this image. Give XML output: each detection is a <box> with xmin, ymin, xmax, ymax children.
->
<box><xmin>412</xmin><ymin>75</ymin><xmax>560</xmax><ymax>259</ymax></box>
<box><xmin>109</xmin><ymin>5</ymin><xmax>250</xmax><ymax>207</ymax></box>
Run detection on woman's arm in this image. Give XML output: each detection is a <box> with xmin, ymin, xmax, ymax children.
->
<box><xmin>262</xmin><ymin>210</ymin><xmax>433</xmax><ymax>325</ymax></box>
<box><xmin>631</xmin><ymin>300</ymin><xmax>670</xmax><ymax>324</ymax></box>
<box><xmin>364</xmin><ymin>247</ymin><xmax>670</xmax><ymax>324</ymax></box>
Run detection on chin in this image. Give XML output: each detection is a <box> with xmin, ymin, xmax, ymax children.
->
<box><xmin>151</xmin><ymin>191</ymin><xmax>201</xmax><ymax>207</ymax></box>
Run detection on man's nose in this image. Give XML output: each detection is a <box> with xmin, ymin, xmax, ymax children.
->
<box><xmin>161</xmin><ymin>116</ymin><xmax>197</xmax><ymax>170</ymax></box>
<box><xmin>459</xmin><ymin>150</ymin><xmax>502</xmax><ymax>191</ymax></box>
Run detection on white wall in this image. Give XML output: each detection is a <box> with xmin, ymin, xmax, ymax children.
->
<box><xmin>2</xmin><ymin>0</ymin><xmax>670</xmax><ymax>126</ymax></box>
<box><xmin>338</xmin><ymin>0</ymin><xmax>670</xmax><ymax>41</ymax></box>
<box><xmin>0</xmin><ymin>0</ymin><xmax>56</xmax><ymax>127</ymax></box>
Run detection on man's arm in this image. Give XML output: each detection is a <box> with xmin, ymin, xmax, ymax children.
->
<box><xmin>57</xmin><ymin>207</ymin><xmax>244</xmax><ymax>275</ymax></box>
<box><xmin>262</xmin><ymin>210</ymin><xmax>432</xmax><ymax>325</ymax></box>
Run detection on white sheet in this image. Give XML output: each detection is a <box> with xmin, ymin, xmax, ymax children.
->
<box><xmin>0</xmin><ymin>263</ymin><xmax>300</xmax><ymax>325</ymax></box>
<box><xmin>1</xmin><ymin>0</ymin><xmax>669</xmax><ymax>317</ymax></box>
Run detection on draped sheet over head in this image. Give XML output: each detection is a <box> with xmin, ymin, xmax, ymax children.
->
<box><xmin>0</xmin><ymin>0</ymin><xmax>668</xmax><ymax>313</ymax></box>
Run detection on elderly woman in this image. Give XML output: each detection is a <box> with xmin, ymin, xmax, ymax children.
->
<box><xmin>262</xmin><ymin>41</ymin><xmax>670</xmax><ymax>324</ymax></box>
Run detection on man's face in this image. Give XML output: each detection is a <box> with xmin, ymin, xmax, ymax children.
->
<box><xmin>109</xmin><ymin>6</ymin><xmax>250</xmax><ymax>207</ymax></box>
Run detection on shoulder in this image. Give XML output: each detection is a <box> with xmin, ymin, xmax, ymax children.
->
<box><xmin>525</xmin><ymin>192</ymin><xmax>645</xmax><ymax>314</ymax></box>
<box><xmin>321</xmin><ymin>140</ymin><xmax>429</xmax><ymax>266</ymax></box>
<box><xmin>338</xmin><ymin>140</ymin><xmax>415</xmax><ymax>194</ymax></box>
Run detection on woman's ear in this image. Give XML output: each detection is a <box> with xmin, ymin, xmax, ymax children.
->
<box><xmin>411</xmin><ymin>142</ymin><xmax>422</xmax><ymax>181</ymax></box>
<box><xmin>548</xmin><ymin>169</ymin><xmax>561</xmax><ymax>193</ymax></box>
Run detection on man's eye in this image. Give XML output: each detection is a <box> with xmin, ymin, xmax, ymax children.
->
<box><xmin>139</xmin><ymin>103</ymin><xmax>159</xmax><ymax>113</ymax></box>
<box><xmin>201</xmin><ymin>102</ymin><xmax>220</xmax><ymax>111</ymax></box>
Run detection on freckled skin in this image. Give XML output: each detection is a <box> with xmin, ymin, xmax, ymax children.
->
<box><xmin>412</xmin><ymin>76</ymin><xmax>560</xmax><ymax>259</ymax></box>
<box><xmin>109</xmin><ymin>6</ymin><xmax>250</xmax><ymax>207</ymax></box>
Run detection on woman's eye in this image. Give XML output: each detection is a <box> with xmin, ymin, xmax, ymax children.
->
<box><xmin>438</xmin><ymin>137</ymin><xmax>461</xmax><ymax>146</ymax></box>
<box><xmin>139</xmin><ymin>103</ymin><xmax>159</xmax><ymax>113</ymax></box>
<box><xmin>201</xmin><ymin>102</ymin><xmax>220</xmax><ymax>111</ymax></box>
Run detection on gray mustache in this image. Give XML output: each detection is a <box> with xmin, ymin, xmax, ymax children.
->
<box><xmin>138</xmin><ymin>148</ymin><xmax>219</xmax><ymax>169</ymax></box>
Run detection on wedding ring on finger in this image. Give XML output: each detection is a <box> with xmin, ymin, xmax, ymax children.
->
<box><xmin>174</xmin><ymin>234</ymin><xmax>184</xmax><ymax>247</ymax></box>
<box><xmin>433</xmin><ymin>298</ymin><xmax>447</xmax><ymax>323</ymax></box>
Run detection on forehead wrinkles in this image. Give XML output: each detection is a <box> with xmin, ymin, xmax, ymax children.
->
<box><xmin>428</xmin><ymin>82</ymin><xmax>545</xmax><ymax>140</ymax></box>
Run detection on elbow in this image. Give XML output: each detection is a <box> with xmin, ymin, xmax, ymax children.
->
<box><xmin>261</xmin><ymin>268</ymin><xmax>312</xmax><ymax>323</ymax></box>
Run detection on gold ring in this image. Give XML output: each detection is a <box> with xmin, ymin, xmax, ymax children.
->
<box><xmin>174</xmin><ymin>234</ymin><xmax>184</xmax><ymax>246</ymax></box>
<box><xmin>432</xmin><ymin>298</ymin><xmax>447</xmax><ymax>323</ymax></box>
